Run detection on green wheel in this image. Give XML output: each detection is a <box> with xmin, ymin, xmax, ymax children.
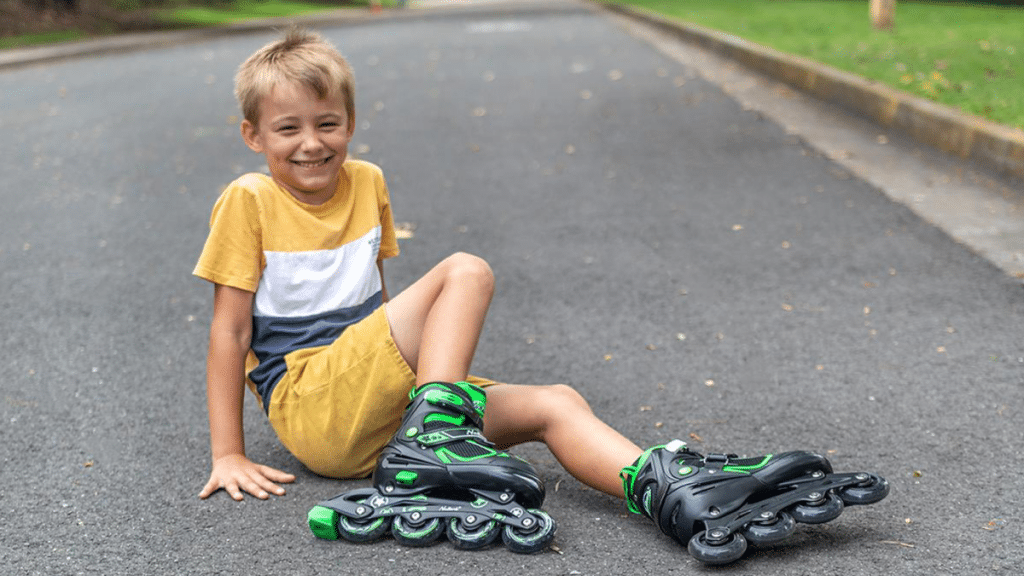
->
<box><xmin>392</xmin><ymin>514</ymin><xmax>445</xmax><ymax>547</ymax></box>
<box><xmin>447</xmin><ymin>515</ymin><xmax>501</xmax><ymax>550</ymax></box>
<box><xmin>501</xmin><ymin>509</ymin><xmax>556</xmax><ymax>554</ymax></box>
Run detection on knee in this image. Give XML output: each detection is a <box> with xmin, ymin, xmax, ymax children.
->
<box><xmin>540</xmin><ymin>383</ymin><xmax>591</xmax><ymax>414</ymax></box>
<box><xmin>444</xmin><ymin>252</ymin><xmax>494</xmax><ymax>294</ymax></box>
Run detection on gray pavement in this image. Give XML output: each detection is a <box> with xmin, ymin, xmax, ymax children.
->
<box><xmin>1</xmin><ymin>1</ymin><xmax>1022</xmax><ymax>574</ymax></box>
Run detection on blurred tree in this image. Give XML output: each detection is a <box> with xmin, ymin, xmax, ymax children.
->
<box><xmin>870</xmin><ymin>0</ymin><xmax>895</xmax><ymax>30</ymax></box>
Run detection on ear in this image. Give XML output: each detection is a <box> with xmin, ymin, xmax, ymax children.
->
<box><xmin>345</xmin><ymin>112</ymin><xmax>356</xmax><ymax>138</ymax></box>
<box><xmin>240</xmin><ymin>119</ymin><xmax>264</xmax><ymax>153</ymax></box>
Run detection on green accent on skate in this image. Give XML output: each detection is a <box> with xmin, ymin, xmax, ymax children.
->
<box><xmin>453</xmin><ymin>381</ymin><xmax>487</xmax><ymax>416</ymax></box>
<box><xmin>424</xmin><ymin>389</ymin><xmax>464</xmax><ymax>408</ymax></box>
<box><xmin>396</xmin><ymin>470</ymin><xmax>419</xmax><ymax>486</ymax></box>
<box><xmin>424</xmin><ymin>413</ymin><xmax>465</xmax><ymax>426</ymax></box>
<box><xmin>434</xmin><ymin>440</ymin><xmax>499</xmax><ymax>463</ymax></box>
<box><xmin>405</xmin><ymin>426</ymin><xmax>418</xmax><ymax>438</ymax></box>
<box><xmin>722</xmin><ymin>454</ymin><xmax>774</xmax><ymax>474</ymax></box>
<box><xmin>416</xmin><ymin>428</ymin><xmax>486</xmax><ymax>447</ymax></box>
<box><xmin>678</xmin><ymin>465</ymin><xmax>694</xmax><ymax>477</ymax></box>
<box><xmin>307</xmin><ymin>506</ymin><xmax>340</xmax><ymax>540</ymax></box>
<box><xmin>620</xmin><ymin>444</ymin><xmax>667</xmax><ymax>514</ymax></box>
<box><xmin>418</xmin><ymin>431</ymin><xmax>447</xmax><ymax>446</ymax></box>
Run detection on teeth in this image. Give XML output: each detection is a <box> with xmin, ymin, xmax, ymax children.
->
<box><xmin>293</xmin><ymin>158</ymin><xmax>330</xmax><ymax>168</ymax></box>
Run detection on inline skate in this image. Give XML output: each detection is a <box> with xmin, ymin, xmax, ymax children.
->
<box><xmin>621</xmin><ymin>439</ymin><xmax>888</xmax><ymax>565</ymax></box>
<box><xmin>308</xmin><ymin>381</ymin><xmax>556</xmax><ymax>553</ymax></box>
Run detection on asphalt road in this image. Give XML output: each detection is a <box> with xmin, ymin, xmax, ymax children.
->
<box><xmin>1</xmin><ymin>2</ymin><xmax>1022</xmax><ymax>574</ymax></box>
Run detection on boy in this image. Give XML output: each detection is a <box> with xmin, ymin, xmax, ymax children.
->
<box><xmin>194</xmin><ymin>28</ymin><xmax>886</xmax><ymax>564</ymax></box>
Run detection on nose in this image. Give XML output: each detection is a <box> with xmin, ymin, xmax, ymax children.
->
<box><xmin>299</xmin><ymin>127</ymin><xmax>324</xmax><ymax>153</ymax></box>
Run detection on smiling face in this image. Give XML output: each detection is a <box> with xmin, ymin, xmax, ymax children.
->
<box><xmin>241</xmin><ymin>81</ymin><xmax>354</xmax><ymax>205</ymax></box>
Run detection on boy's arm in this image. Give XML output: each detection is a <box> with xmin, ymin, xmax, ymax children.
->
<box><xmin>378</xmin><ymin>260</ymin><xmax>389</xmax><ymax>302</ymax></box>
<box><xmin>199</xmin><ymin>284</ymin><xmax>294</xmax><ymax>500</ymax></box>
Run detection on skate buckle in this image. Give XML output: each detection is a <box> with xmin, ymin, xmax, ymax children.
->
<box><xmin>703</xmin><ymin>453</ymin><xmax>731</xmax><ymax>466</ymax></box>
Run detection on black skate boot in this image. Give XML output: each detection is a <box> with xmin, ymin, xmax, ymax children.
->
<box><xmin>309</xmin><ymin>381</ymin><xmax>556</xmax><ymax>553</ymax></box>
<box><xmin>621</xmin><ymin>440</ymin><xmax>888</xmax><ymax>565</ymax></box>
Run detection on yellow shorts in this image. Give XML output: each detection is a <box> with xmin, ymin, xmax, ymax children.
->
<box><xmin>265</xmin><ymin>304</ymin><xmax>495</xmax><ymax>478</ymax></box>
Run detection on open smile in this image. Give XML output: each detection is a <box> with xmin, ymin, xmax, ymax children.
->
<box><xmin>291</xmin><ymin>156</ymin><xmax>334</xmax><ymax>168</ymax></box>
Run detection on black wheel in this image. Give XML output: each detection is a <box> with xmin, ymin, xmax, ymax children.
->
<box><xmin>501</xmin><ymin>509</ymin><xmax>556</xmax><ymax>554</ymax></box>
<box><xmin>742</xmin><ymin>510</ymin><xmax>796</xmax><ymax>545</ymax></box>
<box><xmin>687</xmin><ymin>530</ymin><xmax>747</xmax><ymax>565</ymax></box>
<box><xmin>838</xmin><ymin>474</ymin><xmax>889</xmax><ymax>506</ymax></box>
<box><xmin>337</xmin><ymin>512</ymin><xmax>389</xmax><ymax>543</ymax></box>
<box><xmin>392</xmin><ymin>514</ymin><xmax>445</xmax><ymax>547</ymax></box>
<box><xmin>790</xmin><ymin>491</ymin><xmax>844</xmax><ymax>524</ymax></box>
<box><xmin>447</xmin><ymin>515</ymin><xmax>501</xmax><ymax>550</ymax></box>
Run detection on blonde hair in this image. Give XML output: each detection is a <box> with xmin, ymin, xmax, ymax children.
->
<box><xmin>235</xmin><ymin>27</ymin><xmax>355</xmax><ymax>127</ymax></box>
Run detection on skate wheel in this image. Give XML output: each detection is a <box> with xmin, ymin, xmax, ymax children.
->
<box><xmin>501</xmin><ymin>509</ymin><xmax>556</xmax><ymax>554</ymax></box>
<box><xmin>687</xmin><ymin>530</ymin><xmax>747</xmax><ymax>565</ymax></box>
<box><xmin>790</xmin><ymin>492</ymin><xmax>844</xmax><ymax>524</ymax></box>
<box><xmin>447</xmin><ymin>516</ymin><xmax>501</xmax><ymax>550</ymax></box>
<box><xmin>392</xmin><ymin>514</ymin><xmax>445</xmax><ymax>547</ymax></box>
<box><xmin>336</xmin><ymin>512</ymin><xmax>390</xmax><ymax>543</ymax></box>
<box><xmin>742</xmin><ymin>510</ymin><xmax>796</xmax><ymax>545</ymax></box>
<box><xmin>308</xmin><ymin>506</ymin><xmax>340</xmax><ymax>540</ymax></box>
<box><xmin>838</xmin><ymin>474</ymin><xmax>889</xmax><ymax>506</ymax></box>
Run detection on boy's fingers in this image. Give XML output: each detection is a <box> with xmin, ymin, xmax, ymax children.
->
<box><xmin>239</xmin><ymin>475</ymin><xmax>272</xmax><ymax>499</ymax></box>
<box><xmin>253</xmin><ymin>475</ymin><xmax>285</xmax><ymax>497</ymax></box>
<box><xmin>228</xmin><ymin>482</ymin><xmax>246</xmax><ymax>501</ymax></box>
<box><xmin>258</xmin><ymin>465</ymin><xmax>296</xmax><ymax>484</ymax></box>
<box><xmin>198</xmin><ymin>482</ymin><xmax>214</xmax><ymax>499</ymax></box>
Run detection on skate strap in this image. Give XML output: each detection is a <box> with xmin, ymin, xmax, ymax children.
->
<box><xmin>416</xmin><ymin>427</ymin><xmax>489</xmax><ymax>447</ymax></box>
<box><xmin>415</xmin><ymin>382</ymin><xmax>486</xmax><ymax>429</ymax></box>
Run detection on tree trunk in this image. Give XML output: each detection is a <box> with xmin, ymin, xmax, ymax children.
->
<box><xmin>870</xmin><ymin>0</ymin><xmax>895</xmax><ymax>30</ymax></box>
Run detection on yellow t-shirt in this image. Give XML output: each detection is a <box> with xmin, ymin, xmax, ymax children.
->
<box><xmin>194</xmin><ymin>159</ymin><xmax>399</xmax><ymax>410</ymax></box>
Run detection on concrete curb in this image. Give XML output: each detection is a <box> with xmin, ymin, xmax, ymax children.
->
<box><xmin>599</xmin><ymin>2</ymin><xmax>1024</xmax><ymax>180</ymax></box>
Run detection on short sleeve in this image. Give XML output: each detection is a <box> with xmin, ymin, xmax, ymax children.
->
<box><xmin>376</xmin><ymin>170</ymin><xmax>400</xmax><ymax>261</ymax></box>
<box><xmin>193</xmin><ymin>181</ymin><xmax>263</xmax><ymax>292</ymax></box>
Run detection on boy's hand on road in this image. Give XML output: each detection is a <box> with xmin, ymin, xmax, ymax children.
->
<box><xmin>199</xmin><ymin>453</ymin><xmax>296</xmax><ymax>501</ymax></box>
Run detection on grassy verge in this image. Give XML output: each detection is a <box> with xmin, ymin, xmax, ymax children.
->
<box><xmin>0</xmin><ymin>29</ymin><xmax>87</xmax><ymax>50</ymax></box>
<box><xmin>601</xmin><ymin>0</ymin><xmax>1024</xmax><ymax>129</ymax></box>
<box><xmin>159</xmin><ymin>0</ymin><xmax>376</xmax><ymax>26</ymax></box>
<box><xmin>0</xmin><ymin>0</ymin><xmax>388</xmax><ymax>49</ymax></box>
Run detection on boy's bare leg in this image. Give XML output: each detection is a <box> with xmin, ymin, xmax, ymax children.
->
<box><xmin>384</xmin><ymin>253</ymin><xmax>641</xmax><ymax>497</ymax></box>
<box><xmin>482</xmin><ymin>383</ymin><xmax>644</xmax><ymax>498</ymax></box>
<box><xmin>385</xmin><ymin>252</ymin><xmax>494</xmax><ymax>385</ymax></box>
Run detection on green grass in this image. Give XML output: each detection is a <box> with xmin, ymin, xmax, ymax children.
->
<box><xmin>603</xmin><ymin>0</ymin><xmax>1024</xmax><ymax>129</ymax></box>
<box><xmin>0</xmin><ymin>29</ymin><xmax>87</xmax><ymax>49</ymax></box>
<box><xmin>160</xmin><ymin>0</ymin><xmax>373</xmax><ymax>26</ymax></box>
